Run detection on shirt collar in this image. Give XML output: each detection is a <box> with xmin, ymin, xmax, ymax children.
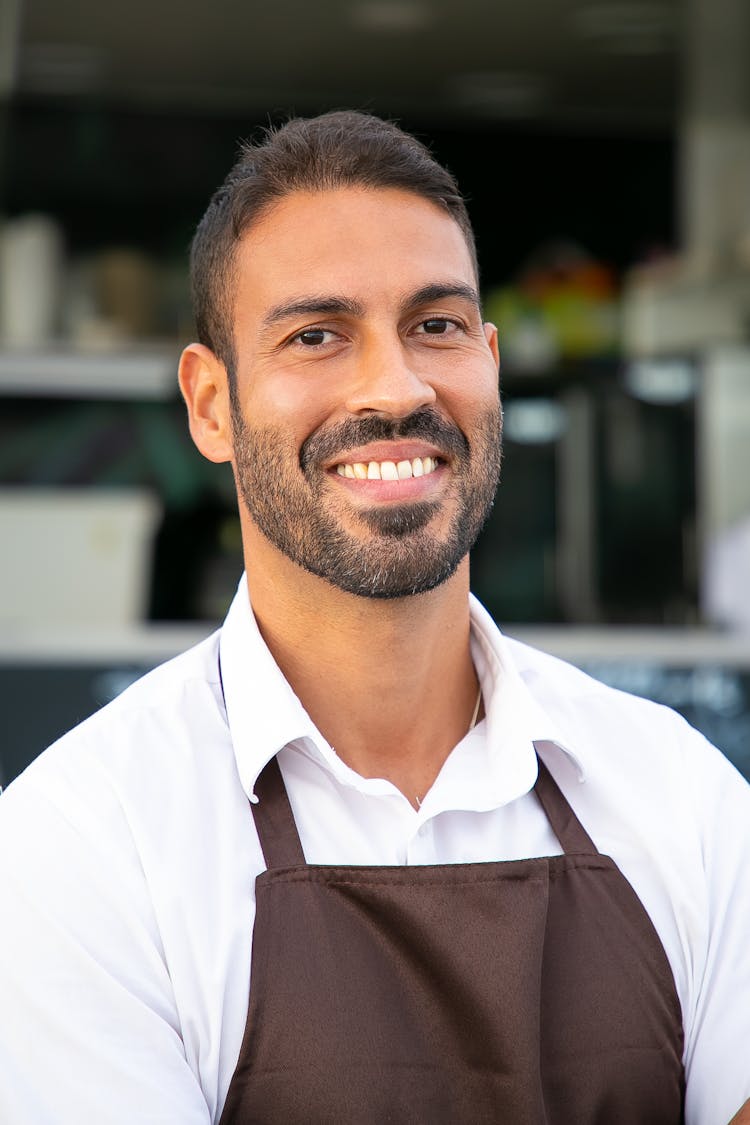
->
<box><xmin>218</xmin><ymin>576</ymin><xmax>584</xmax><ymax>807</ymax></box>
<box><xmin>218</xmin><ymin>578</ymin><xmax>327</xmax><ymax>801</ymax></box>
<box><xmin>452</xmin><ymin>594</ymin><xmax>586</xmax><ymax>809</ymax></box>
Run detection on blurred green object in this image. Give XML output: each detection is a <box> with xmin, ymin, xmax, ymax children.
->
<box><xmin>485</xmin><ymin>241</ymin><xmax>620</xmax><ymax>372</ymax></box>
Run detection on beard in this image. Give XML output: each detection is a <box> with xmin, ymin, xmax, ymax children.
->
<box><xmin>231</xmin><ymin>403</ymin><xmax>502</xmax><ymax>599</ymax></box>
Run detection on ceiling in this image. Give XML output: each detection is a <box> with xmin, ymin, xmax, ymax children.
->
<box><xmin>6</xmin><ymin>0</ymin><xmax>685</xmax><ymax>130</ymax></box>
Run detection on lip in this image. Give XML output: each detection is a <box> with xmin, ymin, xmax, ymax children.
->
<box><xmin>323</xmin><ymin>440</ymin><xmax>446</xmax><ymax>470</ymax></box>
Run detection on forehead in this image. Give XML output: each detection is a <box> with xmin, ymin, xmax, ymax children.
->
<box><xmin>232</xmin><ymin>187</ymin><xmax>476</xmax><ymax>320</ymax></box>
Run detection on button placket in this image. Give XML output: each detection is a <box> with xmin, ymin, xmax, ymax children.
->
<box><xmin>406</xmin><ymin>816</ymin><xmax>436</xmax><ymax>864</ymax></box>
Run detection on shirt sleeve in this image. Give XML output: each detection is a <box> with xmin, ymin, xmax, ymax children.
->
<box><xmin>0</xmin><ymin>757</ymin><xmax>212</xmax><ymax>1125</ymax></box>
<box><xmin>682</xmin><ymin>730</ymin><xmax>750</xmax><ymax>1125</ymax></box>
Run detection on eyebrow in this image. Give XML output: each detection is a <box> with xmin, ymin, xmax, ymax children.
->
<box><xmin>404</xmin><ymin>283</ymin><xmax>481</xmax><ymax>312</ymax></box>
<box><xmin>262</xmin><ymin>296</ymin><xmax>365</xmax><ymax>328</ymax></box>
<box><xmin>261</xmin><ymin>283</ymin><xmax>482</xmax><ymax>330</ymax></box>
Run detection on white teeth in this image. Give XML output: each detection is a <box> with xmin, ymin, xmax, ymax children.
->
<box><xmin>336</xmin><ymin>456</ymin><xmax>439</xmax><ymax>480</ymax></box>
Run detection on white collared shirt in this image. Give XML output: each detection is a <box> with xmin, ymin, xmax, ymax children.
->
<box><xmin>0</xmin><ymin>579</ymin><xmax>748</xmax><ymax>1124</ymax></box>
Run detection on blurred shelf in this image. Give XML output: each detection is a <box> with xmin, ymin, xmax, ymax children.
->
<box><xmin>0</xmin><ymin>346</ymin><xmax>179</xmax><ymax>399</ymax></box>
<box><xmin>510</xmin><ymin>626</ymin><xmax>750</xmax><ymax>667</ymax></box>
<box><xmin>0</xmin><ymin>622</ymin><xmax>215</xmax><ymax>665</ymax></box>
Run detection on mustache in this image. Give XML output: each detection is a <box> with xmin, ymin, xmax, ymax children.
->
<box><xmin>300</xmin><ymin>408</ymin><xmax>470</xmax><ymax>473</ymax></box>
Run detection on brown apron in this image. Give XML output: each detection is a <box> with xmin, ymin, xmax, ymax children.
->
<box><xmin>220</xmin><ymin>740</ymin><xmax>685</xmax><ymax>1124</ymax></box>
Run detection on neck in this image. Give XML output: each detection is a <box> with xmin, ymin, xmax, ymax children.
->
<box><xmin>244</xmin><ymin>532</ymin><xmax>479</xmax><ymax>807</ymax></box>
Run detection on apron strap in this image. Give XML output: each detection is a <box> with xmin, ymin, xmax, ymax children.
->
<box><xmin>219</xmin><ymin>652</ymin><xmax>305</xmax><ymax>869</ymax></box>
<box><xmin>251</xmin><ymin>756</ymin><xmax>306</xmax><ymax>869</ymax></box>
<box><xmin>533</xmin><ymin>741</ymin><xmax>598</xmax><ymax>855</ymax></box>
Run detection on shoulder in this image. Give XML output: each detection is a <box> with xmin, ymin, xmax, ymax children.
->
<box><xmin>0</xmin><ymin>629</ymin><xmax>245</xmax><ymax>1123</ymax></box>
<box><xmin>471</xmin><ymin>595</ymin><xmax>700</xmax><ymax>757</ymax></box>
<box><xmin>502</xmin><ymin>632</ymin><xmax>725</xmax><ymax>769</ymax></box>
<box><xmin>501</xmin><ymin>632</ymin><xmax>750</xmax><ymax>856</ymax></box>
<box><xmin>469</xmin><ymin>597</ymin><xmax>743</xmax><ymax>816</ymax></box>
<box><xmin>0</xmin><ymin>628</ymin><xmax>237</xmax><ymax>868</ymax></box>
<box><xmin>19</xmin><ymin>627</ymin><xmax>222</xmax><ymax>764</ymax></box>
<box><xmin>0</xmin><ymin>624</ymin><xmax>252</xmax><ymax>1012</ymax></box>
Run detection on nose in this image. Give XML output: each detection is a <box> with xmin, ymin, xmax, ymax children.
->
<box><xmin>343</xmin><ymin>334</ymin><xmax>437</xmax><ymax>418</ymax></box>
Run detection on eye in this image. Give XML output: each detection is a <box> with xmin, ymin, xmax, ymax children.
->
<box><xmin>292</xmin><ymin>327</ymin><xmax>336</xmax><ymax>347</ymax></box>
<box><xmin>417</xmin><ymin>317</ymin><xmax>460</xmax><ymax>336</ymax></box>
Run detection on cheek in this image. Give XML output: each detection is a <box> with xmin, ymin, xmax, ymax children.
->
<box><xmin>439</xmin><ymin>368</ymin><xmax>499</xmax><ymax>428</ymax></box>
<box><xmin>244</xmin><ymin>375</ymin><xmax>333</xmax><ymax>448</ymax></box>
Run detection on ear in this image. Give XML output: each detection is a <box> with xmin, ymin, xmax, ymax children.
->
<box><xmin>178</xmin><ymin>343</ymin><xmax>233</xmax><ymax>464</ymax></box>
<box><xmin>483</xmin><ymin>321</ymin><xmax>500</xmax><ymax>367</ymax></box>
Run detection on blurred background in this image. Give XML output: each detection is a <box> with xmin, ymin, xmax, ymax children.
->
<box><xmin>1</xmin><ymin>0</ymin><xmax>749</xmax><ymax>782</ymax></box>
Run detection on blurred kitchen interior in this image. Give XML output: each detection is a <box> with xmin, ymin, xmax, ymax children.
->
<box><xmin>1</xmin><ymin>0</ymin><xmax>748</xmax><ymax>781</ymax></box>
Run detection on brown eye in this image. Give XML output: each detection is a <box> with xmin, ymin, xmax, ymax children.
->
<box><xmin>422</xmin><ymin>318</ymin><xmax>451</xmax><ymax>334</ymax></box>
<box><xmin>298</xmin><ymin>329</ymin><xmax>327</xmax><ymax>346</ymax></box>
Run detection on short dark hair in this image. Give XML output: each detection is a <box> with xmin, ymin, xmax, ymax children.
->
<box><xmin>189</xmin><ymin>110</ymin><xmax>477</xmax><ymax>380</ymax></box>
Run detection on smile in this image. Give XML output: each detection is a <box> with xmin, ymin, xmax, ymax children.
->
<box><xmin>335</xmin><ymin>456</ymin><xmax>440</xmax><ymax>481</ymax></box>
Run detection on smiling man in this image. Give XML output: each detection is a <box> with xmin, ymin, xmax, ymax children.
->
<box><xmin>0</xmin><ymin>112</ymin><xmax>749</xmax><ymax>1125</ymax></box>
<box><xmin>180</xmin><ymin>178</ymin><xmax>503</xmax><ymax>804</ymax></box>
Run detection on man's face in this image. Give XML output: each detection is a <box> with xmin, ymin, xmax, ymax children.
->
<box><xmin>228</xmin><ymin>186</ymin><xmax>502</xmax><ymax>599</ymax></box>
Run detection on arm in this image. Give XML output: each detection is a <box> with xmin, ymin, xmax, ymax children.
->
<box><xmin>0</xmin><ymin>766</ymin><xmax>212</xmax><ymax>1125</ymax></box>
<box><xmin>682</xmin><ymin>734</ymin><xmax>750</xmax><ymax>1125</ymax></box>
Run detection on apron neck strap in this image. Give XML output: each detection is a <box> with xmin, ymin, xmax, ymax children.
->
<box><xmin>219</xmin><ymin>646</ymin><xmax>305</xmax><ymax>869</ymax></box>
<box><xmin>252</xmin><ymin>756</ymin><xmax>306</xmax><ymax>869</ymax></box>
<box><xmin>533</xmin><ymin>741</ymin><xmax>598</xmax><ymax>855</ymax></box>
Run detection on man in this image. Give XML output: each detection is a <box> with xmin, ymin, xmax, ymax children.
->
<box><xmin>0</xmin><ymin>111</ymin><xmax>748</xmax><ymax>1124</ymax></box>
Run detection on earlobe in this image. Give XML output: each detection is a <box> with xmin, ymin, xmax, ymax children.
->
<box><xmin>178</xmin><ymin>343</ymin><xmax>233</xmax><ymax>464</ymax></box>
